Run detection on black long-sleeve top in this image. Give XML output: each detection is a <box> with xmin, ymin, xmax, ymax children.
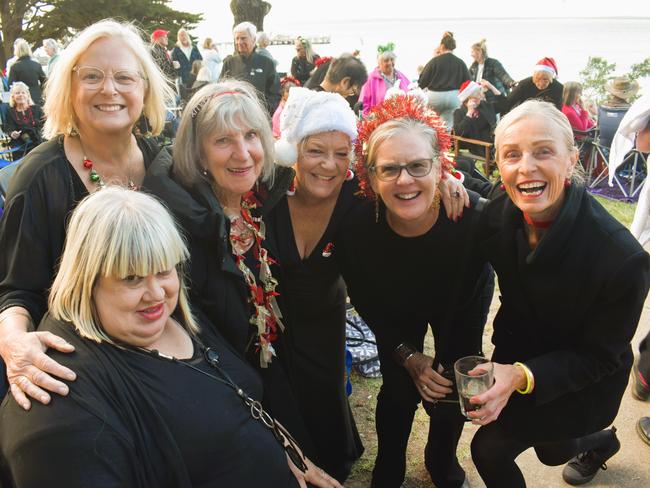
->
<box><xmin>469</xmin><ymin>57</ymin><xmax>515</xmax><ymax>102</ymax></box>
<box><xmin>336</xmin><ymin>193</ymin><xmax>488</xmax><ymax>366</ymax></box>
<box><xmin>4</xmin><ymin>104</ymin><xmax>44</xmax><ymax>151</ymax></box>
<box><xmin>418</xmin><ymin>52</ymin><xmax>470</xmax><ymax>92</ymax></box>
<box><xmin>0</xmin><ymin>314</ymin><xmax>299</xmax><ymax>488</ymax></box>
<box><xmin>503</xmin><ymin>76</ymin><xmax>564</xmax><ymax>113</ymax></box>
<box><xmin>479</xmin><ymin>185</ymin><xmax>650</xmax><ymax>442</ymax></box>
<box><xmin>291</xmin><ymin>55</ymin><xmax>320</xmax><ymax>86</ymax></box>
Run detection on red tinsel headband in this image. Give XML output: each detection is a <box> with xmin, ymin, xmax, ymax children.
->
<box><xmin>354</xmin><ymin>94</ymin><xmax>453</xmax><ymax>199</ymax></box>
<box><xmin>280</xmin><ymin>76</ymin><xmax>301</xmax><ymax>88</ymax></box>
<box><xmin>315</xmin><ymin>56</ymin><xmax>333</xmax><ymax>67</ymax></box>
<box><xmin>192</xmin><ymin>90</ymin><xmax>240</xmax><ymax>119</ymax></box>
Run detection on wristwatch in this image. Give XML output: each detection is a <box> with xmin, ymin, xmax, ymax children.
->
<box><xmin>393</xmin><ymin>342</ymin><xmax>417</xmax><ymax>366</ymax></box>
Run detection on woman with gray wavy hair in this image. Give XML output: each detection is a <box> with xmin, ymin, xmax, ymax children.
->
<box><xmin>143</xmin><ymin>79</ymin><xmax>319</xmax><ymax>461</ymax></box>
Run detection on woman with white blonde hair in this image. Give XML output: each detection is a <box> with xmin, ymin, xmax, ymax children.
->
<box><xmin>0</xmin><ymin>186</ymin><xmax>339</xmax><ymax>488</ymax></box>
<box><xmin>5</xmin><ymin>81</ymin><xmax>44</xmax><ymax>154</ymax></box>
<box><xmin>0</xmin><ymin>19</ymin><xmax>173</xmax><ymax>407</ymax></box>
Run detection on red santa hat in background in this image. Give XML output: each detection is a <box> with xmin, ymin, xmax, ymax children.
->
<box><xmin>534</xmin><ymin>57</ymin><xmax>558</xmax><ymax>78</ymax></box>
<box><xmin>458</xmin><ymin>80</ymin><xmax>482</xmax><ymax>103</ymax></box>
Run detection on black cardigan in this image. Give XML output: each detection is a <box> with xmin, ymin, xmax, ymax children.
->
<box><xmin>503</xmin><ymin>76</ymin><xmax>564</xmax><ymax>113</ymax></box>
<box><xmin>418</xmin><ymin>52</ymin><xmax>471</xmax><ymax>92</ymax></box>
<box><xmin>479</xmin><ymin>185</ymin><xmax>650</xmax><ymax>442</ymax></box>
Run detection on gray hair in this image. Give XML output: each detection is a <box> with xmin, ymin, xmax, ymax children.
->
<box><xmin>43</xmin><ymin>38</ymin><xmax>60</xmax><ymax>53</ymax></box>
<box><xmin>377</xmin><ymin>51</ymin><xmax>396</xmax><ymax>62</ymax></box>
<box><xmin>9</xmin><ymin>81</ymin><xmax>34</xmax><ymax>108</ymax></box>
<box><xmin>494</xmin><ymin>99</ymin><xmax>582</xmax><ymax>182</ymax></box>
<box><xmin>233</xmin><ymin>21</ymin><xmax>256</xmax><ymax>40</ymax></box>
<box><xmin>173</xmin><ymin>79</ymin><xmax>275</xmax><ymax>188</ymax></box>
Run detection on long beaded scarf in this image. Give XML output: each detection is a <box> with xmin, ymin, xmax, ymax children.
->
<box><xmin>229</xmin><ymin>192</ymin><xmax>284</xmax><ymax>368</ymax></box>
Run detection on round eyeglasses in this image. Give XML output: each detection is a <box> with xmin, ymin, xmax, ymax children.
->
<box><xmin>369</xmin><ymin>159</ymin><xmax>435</xmax><ymax>181</ymax></box>
<box><xmin>73</xmin><ymin>66</ymin><xmax>146</xmax><ymax>92</ymax></box>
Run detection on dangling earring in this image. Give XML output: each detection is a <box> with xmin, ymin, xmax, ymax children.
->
<box><xmin>499</xmin><ymin>183</ymin><xmax>505</xmax><ymax>191</ymax></box>
<box><xmin>375</xmin><ymin>197</ymin><xmax>380</xmax><ymax>223</ymax></box>
<box><xmin>346</xmin><ymin>168</ymin><xmax>354</xmax><ymax>181</ymax></box>
<box><xmin>431</xmin><ymin>189</ymin><xmax>441</xmax><ymax>214</ymax></box>
<box><xmin>201</xmin><ymin>167</ymin><xmax>209</xmax><ymax>177</ymax></box>
<box><xmin>564</xmin><ymin>178</ymin><xmax>572</xmax><ymax>188</ymax></box>
<box><xmin>286</xmin><ymin>179</ymin><xmax>296</xmax><ymax>196</ymax></box>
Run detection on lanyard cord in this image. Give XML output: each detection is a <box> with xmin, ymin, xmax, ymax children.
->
<box><xmin>127</xmin><ymin>344</ymin><xmax>308</xmax><ymax>472</ymax></box>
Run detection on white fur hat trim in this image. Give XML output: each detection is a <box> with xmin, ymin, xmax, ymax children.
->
<box><xmin>274</xmin><ymin>87</ymin><xmax>357</xmax><ymax>167</ymax></box>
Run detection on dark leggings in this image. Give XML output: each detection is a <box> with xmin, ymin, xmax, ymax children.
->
<box><xmin>639</xmin><ymin>330</ymin><xmax>650</xmax><ymax>382</ymax></box>
<box><xmin>471</xmin><ymin>421</ymin><xmax>612</xmax><ymax>487</ymax></box>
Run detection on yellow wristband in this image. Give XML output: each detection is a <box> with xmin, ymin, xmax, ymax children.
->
<box><xmin>514</xmin><ymin>362</ymin><xmax>534</xmax><ymax>395</ymax></box>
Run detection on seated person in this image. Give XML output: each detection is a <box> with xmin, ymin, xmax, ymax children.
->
<box><xmin>503</xmin><ymin>57</ymin><xmax>563</xmax><ymax>113</ymax></box>
<box><xmin>4</xmin><ymin>81</ymin><xmax>43</xmax><ymax>154</ymax></box>
<box><xmin>561</xmin><ymin>81</ymin><xmax>595</xmax><ymax>133</ymax></box>
<box><xmin>0</xmin><ymin>187</ymin><xmax>340</xmax><ymax>488</ymax></box>
<box><xmin>453</xmin><ymin>79</ymin><xmax>503</xmax><ymax>157</ymax></box>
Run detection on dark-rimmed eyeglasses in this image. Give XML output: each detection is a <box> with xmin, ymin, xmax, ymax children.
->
<box><xmin>370</xmin><ymin>159</ymin><xmax>434</xmax><ymax>181</ymax></box>
<box><xmin>72</xmin><ymin>66</ymin><xmax>146</xmax><ymax>92</ymax></box>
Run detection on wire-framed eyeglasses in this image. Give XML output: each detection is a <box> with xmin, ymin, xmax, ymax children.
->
<box><xmin>370</xmin><ymin>158</ymin><xmax>435</xmax><ymax>181</ymax></box>
<box><xmin>73</xmin><ymin>66</ymin><xmax>146</xmax><ymax>92</ymax></box>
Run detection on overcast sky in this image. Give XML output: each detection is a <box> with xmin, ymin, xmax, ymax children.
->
<box><xmin>171</xmin><ymin>0</ymin><xmax>650</xmax><ymax>41</ymax></box>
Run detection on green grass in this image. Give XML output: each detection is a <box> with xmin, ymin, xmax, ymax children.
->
<box><xmin>593</xmin><ymin>194</ymin><xmax>636</xmax><ymax>229</ymax></box>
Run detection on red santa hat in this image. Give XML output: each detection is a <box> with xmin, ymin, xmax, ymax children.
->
<box><xmin>458</xmin><ymin>80</ymin><xmax>482</xmax><ymax>103</ymax></box>
<box><xmin>534</xmin><ymin>57</ymin><xmax>558</xmax><ymax>77</ymax></box>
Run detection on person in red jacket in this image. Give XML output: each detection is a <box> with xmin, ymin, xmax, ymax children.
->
<box><xmin>561</xmin><ymin>82</ymin><xmax>595</xmax><ymax>132</ymax></box>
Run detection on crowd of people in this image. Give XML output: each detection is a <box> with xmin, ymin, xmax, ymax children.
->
<box><xmin>0</xmin><ymin>17</ymin><xmax>649</xmax><ymax>488</ymax></box>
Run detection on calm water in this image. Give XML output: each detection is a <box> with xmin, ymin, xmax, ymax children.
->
<box><xmin>234</xmin><ymin>17</ymin><xmax>650</xmax><ymax>96</ymax></box>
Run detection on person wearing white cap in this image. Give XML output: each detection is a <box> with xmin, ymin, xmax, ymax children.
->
<box><xmin>503</xmin><ymin>57</ymin><xmax>564</xmax><ymax>113</ymax></box>
<box><xmin>453</xmin><ymin>79</ymin><xmax>503</xmax><ymax>159</ymax></box>
<box><xmin>268</xmin><ymin>86</ymin><xmax>364</xmax><ymax>481</ymax></box>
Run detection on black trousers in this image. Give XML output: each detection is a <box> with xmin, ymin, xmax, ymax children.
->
<box><xmin>639</xmin><ymin>329</ymin><xmax>650</xmax><ymax>382</ymax></box>
<box><xmin>370</xmin><ymin>344</ymin><xmax>466</xmax><ymax>488</ymax></box>
<box><xmin>471</xmin><ymin>420</ymin><xmax>613</xmax><ymax>487</ymax></box>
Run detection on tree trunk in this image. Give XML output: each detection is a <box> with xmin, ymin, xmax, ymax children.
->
<box><xmin>0</xmin><ymin>0</ymin><xmax>33</xmax><ymax>70</ymax></box>
<box><xmin>229</xmin><ymin>0</ymin><xmax>271</xmax><ymax>32</ymax></box>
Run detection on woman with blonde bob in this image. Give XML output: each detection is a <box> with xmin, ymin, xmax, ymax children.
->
<box><xmin>0</xmin><ymin>19</ymin><xmax>173</xmax><ymax>407</ymax></box>
<box><xmin>0</xmin><ymin>186</ymin><xmax>338</xmax><ymax>488</ymax></box>
<box><xmin>5</xmin><ymin>81</ymin><xmax>44</xmax><ymax>154</ymax></box>
<box><xmin>469</xmin><ymin>100</ymin><xmax>650</xmax><ymax>486</ymax></box>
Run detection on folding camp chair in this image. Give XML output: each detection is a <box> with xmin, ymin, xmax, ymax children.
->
<box><xmin>451</xmin><ymin>133</ymin><xmax>496</xmax><ymax>178</ymax></box>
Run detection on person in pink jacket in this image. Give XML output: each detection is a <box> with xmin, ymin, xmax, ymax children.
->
<box><xmin>359</xmin><ymin>44</ymin><xmax>410</xmax><ymax>117</ymax></box>
<box><xmin>561</xmin><ymin>81</ymin><xmax>596</xmax><ymax>132</ymax></box>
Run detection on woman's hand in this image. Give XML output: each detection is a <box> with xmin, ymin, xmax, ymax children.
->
<box><xmin>0</xmin><ymin>313</ymin><xmax>76</xmax><ymax>410</ymax></box>
<box><xmin>288</xmin><ymin>455</ymin><xmax>342</xmax><ymax>488</ymax></box>
<box><xmin>479</xmin><ymin>79</ymin><xmax>500</xmax><ymax>95</ymax></box>
<box><xmin>10</xmin><ymin>130</ymin><xmax>21</xmax><ymax>140</ymax></box>
<box><xmin>403</xmin><ymin>352</ymin><xmax>453</xmax><ymax>403</ymax></box>
<box><xmin>467</xmin><ymin>362</ymin><xmax>526</xmax><ymax>425</ymax></box>
<box><xmin>438</xmin><ymin>176</ymin><xmax>470</xmax><ymax>222</ymax></box>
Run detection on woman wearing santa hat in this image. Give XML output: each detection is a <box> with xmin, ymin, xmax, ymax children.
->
<box><xmin>503</xmin><ymin>57</ymin><xmax>564</xmax><ymax>113</ymax></box>
<box><xmin>268</xmin><ymin>87</ymin><xmax>470</xmax><ymax>483</ymax></box>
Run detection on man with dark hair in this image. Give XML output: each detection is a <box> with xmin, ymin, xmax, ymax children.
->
<box><xmin>220</xmin><ymin>21</ymin><xmax>279</xmax><ymax>114</ymax></box>
<box><xmin>316</xmin><ymin>55</ymin><xmax>368</xmax><ymax>99</ymax></box>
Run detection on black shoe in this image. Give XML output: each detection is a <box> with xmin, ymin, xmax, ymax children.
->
<box><xmin>637</xmin><ymin>417</ymin><xmax>650</xmax><ymax>446</ymax></box>
<box><xmin>562</xmin><ymin>427</ymin><xmax>620</xmax><ymax>486</ymax></box>
<box><xmin>631</xmin><ymin>362</ymin><xmax>650</xmax><ymax>401</ymax></box>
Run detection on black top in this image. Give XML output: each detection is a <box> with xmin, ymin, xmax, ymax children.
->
<box><xmin>220</xmin><ymin>48</ymin><xmax>280</xmax><ymax>113</ymax></box>
<box><xmin>453</xmin><ymin>101</ymin><xmax>500</xmax><ymax>156</ymax></box>
<box><xmin>291</xmin><ymin>55</ymin><xmax>320</xmax><ymax>86</ymax></box>
<box><xmin>265</xmin><ymin>179</ymin><xmax>364</xmax><ymax>480</ymax></box>
<box><xmin>4</xmin><ymin>104</ymin><xmax>44</xmax><ymax>152</ymax></box>
<box><xmin>0</xmin><ymin>314</ymin><xmax>299</xmax><ymax>488</ymax></box>
<box><xmin>0</xmin><ymin>136</ymin><xmax>160</xmax><ymax>323</ymax></box>
<box><xmin>418</xmin><ymin>52</ymin><xmax>470</xmax><ymax>92</ymax></box>
<box><xmin>337</xmin><ymin>193</ymin><xmax>488</xmax><ymax>365</ymax></box>
<box><xmin>479</xmin><ymin>185</ymin><xmax>650</xmax><ymax>442</ymax></box>
<box><xmin>468</xmin><ymin>57</ymin><xmax>515</xmax><ymax>101</ymax></box>
<box><xmin>8</xmin><ymin>56</ymin><xmax>46</xmax><ymax>104</ymax></box>
<box><xmin>503</xmin><ymin>76</ymin><xmax>564</xmax><ymax>113</ymax></box>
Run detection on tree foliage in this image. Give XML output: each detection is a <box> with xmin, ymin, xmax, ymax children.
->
<box><xmin>580</xmin><ymin>55</ymin><xmax>650</xmax><ymax>104</ymax></box>
<box><xmin>229</xmin><ymin>0</ymin><xmax>271</xmax><ymax>31</ymax></box>
<box><xmin>0</xmin><ymin>0</ymin><xmax>201</xmax><ymax>67</ymax></box>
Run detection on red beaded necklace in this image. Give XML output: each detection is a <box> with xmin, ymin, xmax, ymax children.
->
<box><xmin>78</xmin><ymin>137</ymin><xmax>138</xmax><ymax>190</ymax></box>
